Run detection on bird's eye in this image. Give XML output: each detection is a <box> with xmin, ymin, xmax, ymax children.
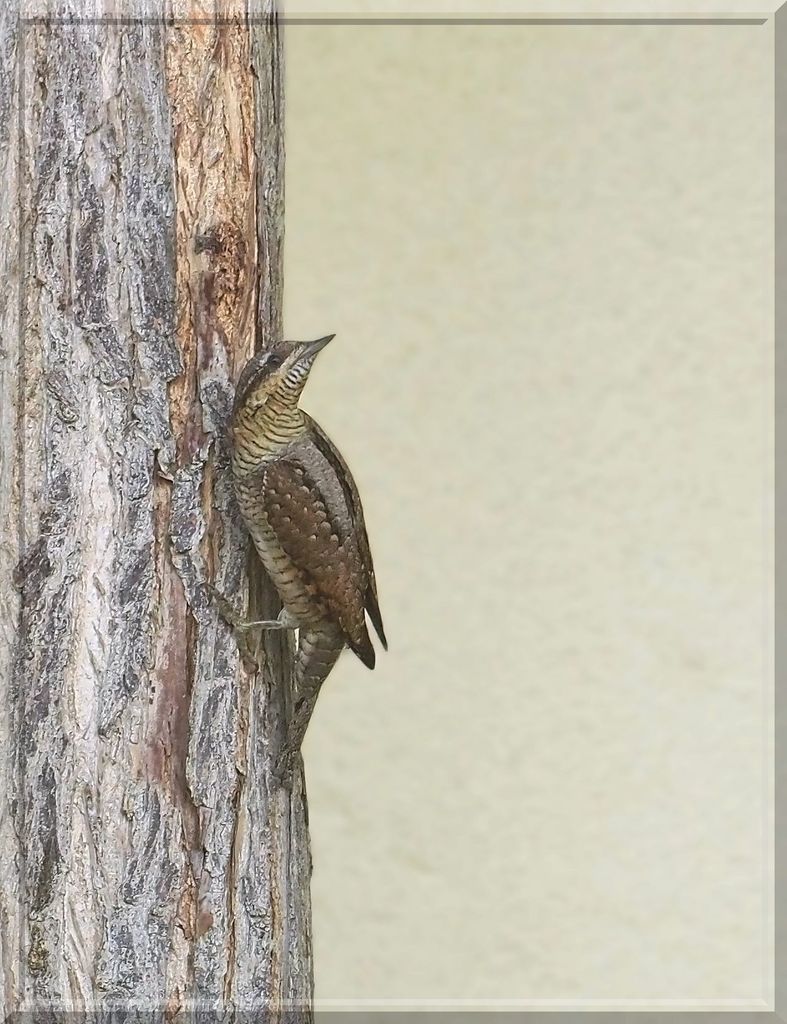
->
<box><xmin>266</xmin><ymin>351</ymin><xmax>283</xmax><ymax>370</ymax></box>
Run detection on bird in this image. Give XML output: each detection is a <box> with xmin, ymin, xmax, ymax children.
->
<box><xmin>229</xmin><ymin>335</ymin><xmax>386</xmax><ymax>785</ymax></box>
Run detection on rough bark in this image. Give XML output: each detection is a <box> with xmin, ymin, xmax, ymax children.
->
<box><xmin>0</xmin><ymin>1</ymin><xmax>312</xmax><ymax>1018</ymax></box>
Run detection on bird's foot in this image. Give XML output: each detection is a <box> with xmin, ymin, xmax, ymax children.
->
<box><xmin>243</xmin><ymin>608</ymin><xmax>299</xmax><ymax>631</ymax></box>
<box><xmin>205</xmin><ymin>584</ymin><xmax>297</xmax><ymax>632</ymax></box>
<box><xmin>203</xmin><ymin>585</ymin><xmax>296</xmax><ymax>671</ymax></box>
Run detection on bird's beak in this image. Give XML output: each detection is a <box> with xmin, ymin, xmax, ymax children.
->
<box><xmin>297</xmin><ymin>334</ymin><xmax>335</xmax><ymax>362</ymax></box>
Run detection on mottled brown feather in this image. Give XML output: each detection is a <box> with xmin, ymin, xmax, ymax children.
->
<box><xmin>304</xmin><ymin>414</ymin><xmax>387</xmax><ymax>650</ymax></box>
<box><xmin>262</xmin><ymin>459</ymin><xmax>375</xmax><ymax>667</ymax></box>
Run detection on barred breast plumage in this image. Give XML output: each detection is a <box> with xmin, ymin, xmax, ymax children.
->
<box><xmin>229</xmin><ymin>337</ymin><xmax>386</xmax><ymax>782</ymax></box>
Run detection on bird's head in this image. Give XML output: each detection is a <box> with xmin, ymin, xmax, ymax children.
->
<box><xmin>232</xmin><ymin>334</ymin><xmax>334</xmax><ymax>419</ymax></box>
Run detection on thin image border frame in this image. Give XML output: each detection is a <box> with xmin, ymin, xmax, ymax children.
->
<box><xmin>11</xmin><ymin>4</ymin><xmax>781</xmax><ymax>1019</ymax></box>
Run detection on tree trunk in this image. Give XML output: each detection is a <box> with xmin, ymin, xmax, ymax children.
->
<box><xmin>0</xmin><ymin>2</ymin><xmax>313</xmax><ymax>1018</ymax></box>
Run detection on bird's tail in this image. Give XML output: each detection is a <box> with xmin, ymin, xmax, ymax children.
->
<box><xmin>276</xmin><ymin>624</ymin><xmax>344</xmax><ymax>781</ymax></box>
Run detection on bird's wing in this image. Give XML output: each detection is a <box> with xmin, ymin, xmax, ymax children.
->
<box><xmin>261</xmin><ymin>458</ymin><xmax>376</xmax><ymax>668</ymax></box>
<box><xmin>302</xmin><ymin>414</ymin><xmax>387</xmax><ymax>650</ymax></box>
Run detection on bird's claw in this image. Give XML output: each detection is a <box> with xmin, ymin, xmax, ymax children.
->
<box><xmin>201</xmin><ymin>583</ymin><xmax>262</xmax><ymax>670</ymax></box>
<box><xmin>204</xmin><ymin>583</ymin><xmax>298</xmax><ymax>632</ymax></box>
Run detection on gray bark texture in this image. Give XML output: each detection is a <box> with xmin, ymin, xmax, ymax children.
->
<box><xmin>0</xmin><ymin>2</ymin><xmax>314</xmax><ymax>1019</ymax></box>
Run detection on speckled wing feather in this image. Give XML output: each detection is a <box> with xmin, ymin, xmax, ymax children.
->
<box><xmin>303</xmin><ymin>414</ymin><xmax>387</xmax><ymax>650</ymax></box>
<box><xmin>262</xmin><ymin>459</ymin><xmax>376</xmax><ymax>667</ymax></box>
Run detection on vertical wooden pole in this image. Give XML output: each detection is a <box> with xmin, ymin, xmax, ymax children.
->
<box><xmin>1</xmin><ymin>2</ymin><xmax>313</xmax><ymax>1017</ymax></box>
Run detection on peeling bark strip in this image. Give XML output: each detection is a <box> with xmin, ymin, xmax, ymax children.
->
<box><xmin>1</xmin><ymin>2</ymin><xmax>312</xmax><ymax>1019</ymax></box>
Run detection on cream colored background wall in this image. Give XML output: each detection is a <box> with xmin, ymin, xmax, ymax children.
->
<box><xmin>282</xmin><ymin>15</ymin><xmax>774</xmax><ymax>1009</ymax></box>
